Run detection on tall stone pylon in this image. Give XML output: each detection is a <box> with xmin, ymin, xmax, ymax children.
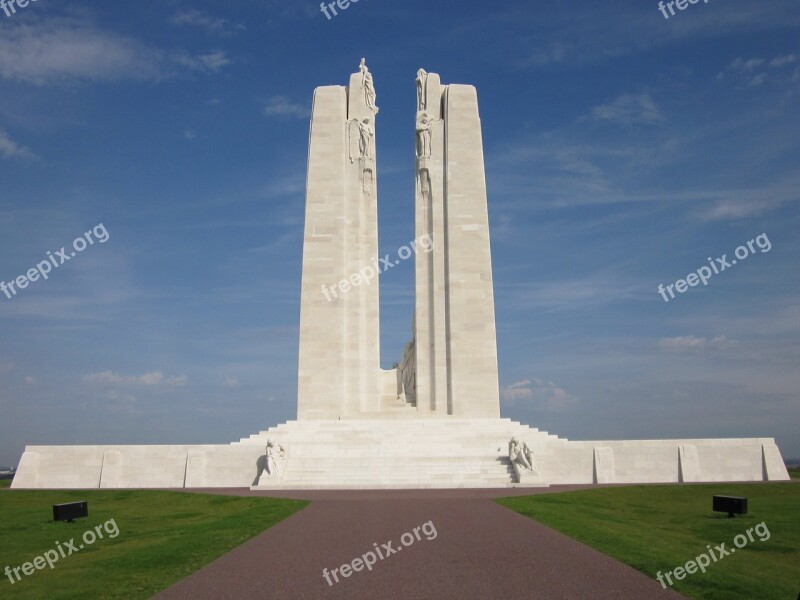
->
<box><xmin>412</xmin><ymin>71</ymin><xmax>501</xmax><ymax>418</ymax></box>
<box><xmin>297</xmin><ymin>59</ymin><xmax>380</xmax><ymax>419</ymax></box>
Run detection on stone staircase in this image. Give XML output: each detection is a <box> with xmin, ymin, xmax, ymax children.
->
<box><xmin>233</xmin><ymin>418</ymin><xmax>566</xmax><ymax>489</ymax></box>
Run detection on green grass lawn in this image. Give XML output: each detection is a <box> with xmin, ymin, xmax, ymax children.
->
<box><xmin>789</xmin><ymin>467</ymin><xmax>800</xmax><ymax>480</ymax></box>
<box><xmin>497</xmin><ymin>482</ymin><xmax>799</xmax><ymax>600</ymax></box>
<box><xmin>0</xmin><ymin>489</ymin><xmax>308</xmax><ymax>599</ymax></box>
<box><xmin>0</xmin><ymin>479</ymin><xmax>10</xmax><ymax>488</ymax></box>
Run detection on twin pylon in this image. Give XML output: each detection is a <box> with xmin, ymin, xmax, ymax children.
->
<box><xmin>297</xmin><ymin>61</ymin><xmax>500</xmax><ymax>420</ymax></box>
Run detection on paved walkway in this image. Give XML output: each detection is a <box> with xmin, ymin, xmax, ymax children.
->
<box><xmin>153</xmin><ymin>487</ymin><xmax>685</xmax><ymax>600</ymax></box>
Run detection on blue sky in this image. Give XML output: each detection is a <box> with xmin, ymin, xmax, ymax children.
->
<box><xmin>1</xmin><ymin>0</ymin><xmax>798</xmax><ymax>467</ymax></box>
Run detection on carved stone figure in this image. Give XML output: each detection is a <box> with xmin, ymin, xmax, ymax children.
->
<box><xmin>397</xmin><ymin>340</ymin><xmax>416</xmax><ymax>403</ymax></box>
<box><xmin>509</xmin><ymin>438</ymin><xmax>538</xmax><ymax>473</ymax></box>
<box><xmin>416</xmin><ymin>68</ymin><xmax>428</xmax><ymax>111</ymax></box>
<box><xmin>359</xmin><ymin>58</ymin><xmax>378</xmax><ymax>114</ymax></box>
<box><xmin>259</xmin><ymin>439</ymin><xmax>286</xmax><ymax>483</ymax></box>
<box><xmin>397</xmin><ymin>316</ymin><xmax>417</xmax><ymax>403</ymax></box>
<box><xmin>357</xmin><ymin>118</ymin><xmax>374</xmax><ymax>158</ymax></box>
<box><xmin>416</xmin><ymin>111</ymin><xmax>432</xmax><ymax>159</ymax></box>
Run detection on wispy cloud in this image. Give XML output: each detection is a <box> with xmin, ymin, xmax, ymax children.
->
<box><xmin>172</xmin><ymin>51</ymin><xmax>231</xmax><ymax>73</ymax></box>
<box><xmin>584</xmin><ymin>93</ymin><xmax>664</xmax><ymax>126</ymax></box>
<box><xmin>0</xmin><ymin>128</ymin><xmax>34</xmax><ymax>159</ymax></box>
<box><xmin>697</xmin><ymin>172</ymin><xmax>800</xmax><ymax>221</ymax></box>
<box><xmin>0</xmin><ymin>18</ymin><xmax>159</xmax><ymax>85</ymax></box>
<box><xmin>0</xmin><ymin>17</ymin><xmax>233</xmax><ymax>85</ymax></box>
<box><xmin>489</xmin><ymin>65</ymin><xmax>799</xmax><ymax>221</ymax></box>
<box><xmin>770</xmin><ymin>54</ymin><xmax>798</xmax><ymax>67</ymax></box>
<box><xmin>172</xmin><ymin>9</ymin><xmax>244</xmax><ymax>34</ymax></box>
<box><xmin>716</xmin><ymin>53</ymin><xmax>800</xmax><ymax>87</ymax></box>
<box><xmin>264</xmin><ymin>96</ymin><xmax>309</xmax><ymax>119</ymax></box>
<box><xmin>498</xmin><ymin>275</ymin><xmax>645</xmax><ymax>312</ymax></box>
<box><xmin>501</xmin><ymin>378</ymin><xmax>577</xmax><ymax>411</ymax></box>
<box><xmin>515</xmin><ymin>0</ymin><xmax>800</xmax><ymax>68</ymax></box>
<box><xmin>658</xmin><ymin>335</ymin><xmax>734</xmax><ymax>352</ymax></box>
<box><xmin>726</xmin><ymin>57</ymin><xmax>766</xmax><ymax>72</ymax></box>
<box><xmin>717</xmin><ymin>57</ymin><xmax>767</xmax><ymax>86</ymax></box>
<box><xmin>83</xmin><ymin>371</ymin><xmax>188</xmax><ymax>386</ymax></box>
<box><xmin>526</xmin><ymin>43</ymin><xmax>570</xmax><ymax>67</ymax></box>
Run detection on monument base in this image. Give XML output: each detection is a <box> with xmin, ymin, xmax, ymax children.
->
<box><xmin>513</xmin><ymin>468</ymin><xmax>546</xmax><ymax>487</ymax></box>
<box><xmin>11</xmin><ymin>418</ymin><xmax>790</xmax><ymax>489</ymax></box>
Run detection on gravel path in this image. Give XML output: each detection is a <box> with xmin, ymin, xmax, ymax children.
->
<box><xmin>152</xmin><ymin>486</ymin><xmax>685</xmax><ymax>599</ymax></box>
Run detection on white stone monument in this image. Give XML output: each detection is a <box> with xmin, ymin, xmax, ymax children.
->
<box><xmin>11</xmin><ymin>62</ymin><xmax>790</xmax><ymax>489</ymax></box>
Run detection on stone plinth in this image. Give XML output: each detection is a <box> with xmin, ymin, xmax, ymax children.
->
<box><xmin>12</xmin><ymin>421</ymin><xmax>789</xmax><ymax>489</ymax></box>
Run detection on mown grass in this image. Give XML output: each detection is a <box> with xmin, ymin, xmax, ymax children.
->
<box><xmin>497</xmin><ymin>482</ymin><xmax>800</xmax><ymax>600</ymax></box>
<box><xmin>0</xmin><ymin>489</ymin><xmax>308</xmax><ymax>599</ymax></box>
